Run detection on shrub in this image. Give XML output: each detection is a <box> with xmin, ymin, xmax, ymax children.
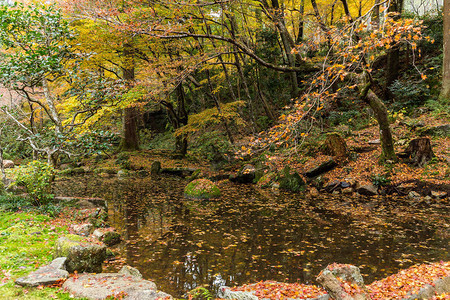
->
<box><xmin>14</xmin><ymin>161</ymin><xmax>55</xmax><ymax>205</ymax></box>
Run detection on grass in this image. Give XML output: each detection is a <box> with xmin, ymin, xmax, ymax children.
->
<box><xmin>0</xmin><ymin>209</ymin><xmax>74</xmax><ymax>299</ymax></box>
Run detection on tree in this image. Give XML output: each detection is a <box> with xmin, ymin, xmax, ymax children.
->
<box><xmin>441</xmin><ymin>0</ymin><xmax>450</xmax><ymax>101</ymax></box>
<box><xmin>0</xmin><ymin>2</ymin><xmax>75</xmax><ymax>165</ymax></box>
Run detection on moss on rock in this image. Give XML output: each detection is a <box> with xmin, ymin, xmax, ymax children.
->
<box><xmin>184</xmin><ymin>179</ymin><xmax>221</xmax><ymax>199</ymax></box>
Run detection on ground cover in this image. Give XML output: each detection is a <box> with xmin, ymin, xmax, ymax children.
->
<box><xmin>0</xmin><ymin>208</ymin><xmax>75</xmax><ymax>299</ymax></box>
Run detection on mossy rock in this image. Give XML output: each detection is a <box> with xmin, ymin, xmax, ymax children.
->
<box><xmin>54</xmin><ymin>235</ymin><xmax>106</xmax><ymax>273</ymax></box>
<box><xmin>102</xmin><ymin>231</ymin><xmax>121</xmax><ymax>247</ymax></box>
<box><xmin>278</xmin><ymin>167</ymin><xmax>306</xmax><ymax>192</ymax></box>
<box><xmin>257</xmin><ymin>172</ymin><xmax>276</xmax><ymax>188</ymax></box>
<box><xmin>184</xmin><ymin>179</ymin><xmax>221</xmax><ymax>199</ymax></box>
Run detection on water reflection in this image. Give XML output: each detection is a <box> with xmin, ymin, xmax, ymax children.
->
<box><xmin>54</xmin><ymin>176</ymin><xmax>449</xmax><ymax>297</ymax></box>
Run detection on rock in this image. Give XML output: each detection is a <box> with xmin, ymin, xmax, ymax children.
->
<box><xmin>184</xmin><ymin>179</ymin><xmax>221</xmax><ymax>199</ymax></box>
<box><xmin>342</xmin><ymin>187</ymin><xmax>353</xmax><ymax>194</ymax></box>
<box><xmin>431</xmin><ymin>190</ymin><xmax>448</xmax><ymax>199</ymax></box>
<box><xmin>63</xmin><ymin>273</ymin><xmax>172</xmax><ymax>300</ymax></box>
<box><xmin>316</xmin><ymin>264</ymin><xmax>369</xmax><ymax>300</ymax></box>
<box><xmin>118</xmin><ymin>266</ymin><xmax>142</xmax><ymax>279</ymax></box>
<box><xmin>229</xmin><ymin>164</ymin><xmax>256</xmax><ymax>184</ymax></box>
<box><xmin>305</xmin><ymin>159</ymin><xmax>337</xmax><ymax>178</ymax></box>
<box><xmin>356</xmin><ymin>184</ymin><xmax>378</xmax><ymax>196</ymax></box>
<box><xmin>117</xmin><ymin>169</ymin><xmax>129</xmax><ymax>179</ymax></box>
<box><xmin>278</xmin><ymin>167</ymin><xmax>305</xmax><ymax>192</ymax></box>
<box><xmin>368</xmin><ymin>139</ymin><xmax>380</xmax><ymax>144</ymax></box>
<box><xmin>3</xmin><ymin>160</ymin><xmax>14</xmax><ymax>168</ymax></box>
<box><xmin>72</xmin><ymin>223</ymin><xmax>93</xmax><ymax>237</ymax></box>
<box><xmin>102</xmin><ymin>231</ymin><xmax>121</xmax><ymax>247</ymax></box>
<box><xmin>403</xmin><ymin>275</ymin><xmax>450</xmax><ymax>300</ymax></box>
<box><xmin>408</xmin><ymin>191</ymin><xmax>421</xmax><ymax>200</ymax></box>
<box><xmin>150</xmin><ymin>161</ymin><xmax>161</xmax><ymax>175</ymax></box>
<box><xmin>323</xmin><ymin>132</ymin><xmax>348</xmax><ymax>158</ymax></box>
<box><xmin>217</xmin><ymin>286</ymin><xmax>259</xmax><ymax>300</ymax></box>
<box><xmin>324</xmin><ymin>180</ymin><xmax>341</xmax><ymax>192</ymax></box>
<box><xmin>15</xmin><ymin>257</ymin><xmax>69</xmax><ymax>287</ymax></box>
<box><xmin>54</xmin><ymin>235</ymin><xmax>106</xmax><ymax>273</ymax></box>
<box><xmin>93</xmin><ymin>229</ymin><xmax>105</xmax><ymax>240</ymax></box>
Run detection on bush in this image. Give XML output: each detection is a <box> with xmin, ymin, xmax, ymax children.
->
<box><xmin>14</xmin><ymin>161</ymin><xmax>55</xmax><ymax>205</ymax></box>
<box><xmin>190</xmin><ymin>131</ymin><xmax>233</xmax><ymax>163</ymax></box>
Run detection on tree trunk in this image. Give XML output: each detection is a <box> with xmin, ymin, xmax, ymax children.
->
<box><xmin>119</xmin><ymin>107</ymin><xmax>140</xmax><ymax>151</ymax></box>
<box><xmin>359</xmin><ymin>73</ymin><xmax>397</xmax><ymax>162</ymax></box>
<box><xmin>384</xmin><ymin>0</ymin><xmax>403</xmax><ymax>100</ymax></box>
<box><xmin>119</xmin><ymin>41</ymin><xmax>139</xmax><ymax>151</ymax></box>
<box><xmin>400</xmin><ymin>138</ymin><xmax>435</xmax><ymax>167</ymax></box>
<box><xmin>441</xmin><ymin>0</ymin><xmax>450</xmax><ymax>101</ymax></box>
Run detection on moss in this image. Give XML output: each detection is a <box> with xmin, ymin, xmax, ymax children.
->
<box><xmin>184</xmin><ymin>179</ymin><xmax>221</xmax><ymax>199</ymax></box>
<box><xmin>102</xmin><ymin>231</ymin><xmax>121</xmax><ymax>246</ymax></box>
<box><xmin>93</xmin><ymin>167</ymin><xmax>117</xmax><ymax>175</ymax></box>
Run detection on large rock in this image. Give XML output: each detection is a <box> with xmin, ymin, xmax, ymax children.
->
<box><xmin>63</xmin><ymin>273</ymin><xmax>172</xmax><ymax>300</ymax></box>
<box><xmin>316</xmin><ymin>264</ymin><xmax>369</xmax><ymax>300</ymax></box>
<box><xmin>184</xmin><ymin>179</ymin><xmax>221</xmax><ymax>199</ymax></box>
<box><xmin>419</xmin><ymin>124</ymin><xmax>450</xmax><ymax>137</ymax></box>
<box><xmin>356</xmin><ymin>184</ymin><xmax>378</xmax><ymax>196</ymax></box>
<box><xmin>54</xmin><ymin>235</ymin><xmax>106</xmax><ymax>273</ymax></box>
<box><xmin>15</xmin><ymin>257</ymin><xmax>69</xmax><ymax>287</ymax></box>
<box><xmin>278</xmin><ymin>167</ymin><xmax>305</xmax><ymax>192</ymax></box>
<box><xmin>72</xmin><ymin>223</ymin><xmax>93</xmax><ymax>237</ymax></box>
<box><xmin>229</xmin><ymin>164</ymin><xmax>256</xmax><ymax>184</ymax></box>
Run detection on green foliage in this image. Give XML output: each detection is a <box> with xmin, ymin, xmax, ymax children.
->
<box><xmin>70</xmin><ymin>131</ymin><xmax>120</xmax><ymax>157</ymax></box>
<box><xmin>371</xmin><ymin>173</ymin><xmax>391</xmax><ymax>187</ymax></box>
<box><xmin>190</xmin><ymin>131</ymin><xmax>233</xmax><ymax>162</ymax></box>
<box><xmin>0</xmin><ymin>2</ymin><xmax>74</xmax><ymax>88</ymax></box>
<box><xmin>389</xmin><ymin>80</ymin><xmax>431</xmax><ymax>109</ymax></box>
<box><xmin>14</xmin><ymin>161</ymin><xmax>55</xmax><ymax>205</ymax></box>
<box><xmin>188</xmin><ymin>287</ymin><xmax>213</xmax><ymax>300</ymax></box>
<box><xmin>144</xmin><ymin>131</ymin><xmax>176</xmax><ymax>150</ymax></box>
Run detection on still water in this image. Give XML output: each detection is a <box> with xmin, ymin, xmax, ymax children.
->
<box><xmin>54</xmin><ymin>175</ymin><xmax>449</xmax><ymax>297</ymax></box>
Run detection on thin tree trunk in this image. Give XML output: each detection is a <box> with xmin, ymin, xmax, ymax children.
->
<box><xmin>296</xmin><ymin>0</ymin><xmax>305</xmax><ymax>44</ymax></box>
<box><xmin>441</xmin><ymin>0</ymin><xmax>450</xmax><ymax>101</ymax></box>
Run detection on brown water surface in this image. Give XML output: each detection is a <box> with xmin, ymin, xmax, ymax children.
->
<box><xmin>54</xmin><ymin>175</ymin><xmax>449</xmax><ymax>297</ymax></box>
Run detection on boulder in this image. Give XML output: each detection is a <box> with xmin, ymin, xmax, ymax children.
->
<box><xmin>15</xmin><ymin>257</ymin><xmax>69</xmax><ymax>287</ymax></box>
<box><xmin>408</xmin><ymin>191</ymin><xmax>421</xmax><ymax>200</ymax></box>
<box><xmin>3</xmin><ymin>160</ymin><xmax>14</xmax><ymax>168</ymax></box>
<box><xmin>184</xmin><ymin>179</ymin><xmax>221</xmax><ymax>199</ymax></box>
<box><xmin>316</xmin><ymin>264</ymin><xmax>369</xmax><ymax>300</ymax></box>
<box><xmin>54</xmin><ymin>235</ymin><xmax>106</xmax><ymax>273</ymax></box>
<box><xmin>278</xmin><ymin>167</ymin><xmax>305</xmax><ymax>192</ymax></box>
<box><xmin>72</xmin><ymin>223</ymin><xmax>93</xmax><ymax>237</ymax></box>
<box><xmin>356</xmin><ymin>184</ymin><xmax>378</xmax><ymax>196</ymax></box>
<box><xmin>102</xmin><ymin>231</ymin><xmax>121</xmax><ymax>247</ymax></box>
<box><xmin>118</xmin><ymin>266</ymin><xmax>143</xmax><ymax>279</ymax></box>
<box><xmin>63</xmin><ymin>273</ymin><xmax>172</xmax><ymax>300</ymax></box>
<box><xmin>431</xmin><ymin>190</ymin><xmax>448</xmax><ymax>199</ymax></box>
<box><xmin>305</xmin><ymin>159</ymin><xmax>337</xmax><ymax>178</ymax></box>
<box><xmin>229</xmin><ymin>164</ymin><xmax>256</xmax><ymax>184</ymax></box>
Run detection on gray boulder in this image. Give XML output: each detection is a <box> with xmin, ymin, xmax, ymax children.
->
<box><xmin>63</xmin><ymin>273</ymin><xmax>172</xmax><ymax>300</ymax></box>
<box><xmin>15</xmin><ymin>257</ymin><xmax>69</xmax><ymax>287</ymax></box>
<box><xmin>54</xmin><ymin>235</ymin><xmax>106</xmax><ymax>273</ymax></box>
<box><xmin>72</xmin><ymin>223</ymin><xmax>93</xmax><ymax>237</ymax></box>
<box><xmin>356</xmin><ymin>184</ymin><xmax>378</xmax><ymax>196</ymax></box>
<box><xmin>317</xmin><ymin>264</ymin><xmax>369</xmax><ymax>300</ymax></box>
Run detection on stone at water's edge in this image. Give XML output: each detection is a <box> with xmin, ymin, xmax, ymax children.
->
<box><xmin>119</xmin><ymin>265</ymin><xmax>143</xmax><ymax>279</ymax></box>
<box><xmin>218</xmin><ymin>285</ymin><xmax>329</xmax><ymax>300</ymax></box>
<box><xmin>54</xmin><ymin>235</ymin><xmax>106</xmax><ymax>273</ymax></box>
<box><xmin>356</xmin><ymin>184</ymin><xmax>378</xmax><ymax>196</ymax></box>
<box><xmin>15</xmin><ymin>257</ymin><xmax>69</xmax><ymax>287</ymax></box>
<box><xmin>63</xmin><ymin>273</ymin><xmax>172</xmax><ymax>300</ymax></box>
<box><xmin>184</xmin><ymin>179</ymin><xmax>221</xmax><ymax>199</ymax></box>
<box><xmin>305</xmin><ymin>159</ymin><xmax>337</xmax><ymax>178</ymax></box>
<box><xmin>229</xmin><ymin>164</ymin><xmax>256</xmax><ymax>184</ymax></box>
<box><xmin>316</xmin><ymin>264</ymin><xmax>369</xmax><ymax>300</ymax></box>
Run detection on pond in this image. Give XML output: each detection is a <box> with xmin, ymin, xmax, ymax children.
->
<box><xmin>54</xmin><ymin>175</ymin><xmax>449</xmax><ymax>297</ymax></box>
